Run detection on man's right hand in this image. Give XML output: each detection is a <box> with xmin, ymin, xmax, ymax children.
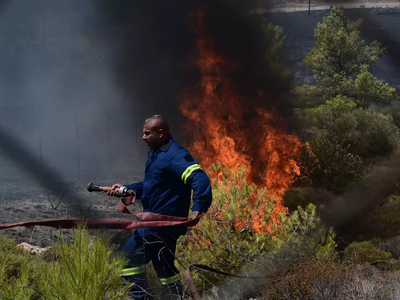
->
<box><xmin>107</xmin><ymin>183</ymin><xmax>123</xmax><ymax>196</ymax></box>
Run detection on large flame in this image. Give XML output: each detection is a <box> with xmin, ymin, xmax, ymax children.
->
<box><xmin>180</xmin><ymin>7</ymin><xmax>301</xmax><ymax>232</ymax></box>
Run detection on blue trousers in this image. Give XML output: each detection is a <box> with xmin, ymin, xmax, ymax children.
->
<box><xmin>121</xmin><ymin>228</ymin><xmax>183</xmax><ymax>299</ymax></box>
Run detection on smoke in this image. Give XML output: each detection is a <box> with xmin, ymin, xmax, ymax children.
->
<box><xmin>324</xmin><ymin>150</ymin><xmax>400</xmax><ymax>228</ymax></box>
<box><xmin>0</xmin><ymin>0</ymin><xmax>205</xmax><ymax>217</ymax></box>
<box><xmin>0</xmin><ymin>0</ymin><xmax>277</xmax><ymax>193</ymax></box>
<box><xmin>190</xmin><ymin>0</ymin><xmax>294</xmax><ymax>117</ymax></box>
<box><xmin>0</xmin><ymin>1</ymin><xmax>125</xmax><ymax>186</ymax></box>
<box><xmin>0</xmin><ymin>0</ymin><xmax>271</xmax><ymax>217</ymax></box>
<box><xmin>0</xmin><ymin>1</ymin><xmax>202</xmax><ymax>196</ymax></box>
<box><xmin>0</xmin><ymin>129</ymin><xmax>85</xmax><ymax>205</ymax></box>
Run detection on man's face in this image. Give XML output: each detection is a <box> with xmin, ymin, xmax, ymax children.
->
<box><xmin>142</xmin><ymin>123</ymin><xmax>162</xmax><ymax>150</ymax></box>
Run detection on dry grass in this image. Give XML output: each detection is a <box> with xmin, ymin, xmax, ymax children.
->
<box><xmin>261</xmin><ymin>258</ymin><xmax>400</xmax><ymax>300</ymax></box>
<box><xmin>187</xmin><ymin>259</ymin><xmax>400</xmax><ymax>300</ymax></box>
<box><xmin>378</xmin><ymin>235</ymin><xmax>400</xmax><ymax>259</ymax></box>
<box><xmin>313</xmin><ymin>265</ymin><xmax>400</xmax><ymax>300</ymax></box>
<box><xmin>265</xmin><ymin>257</ymin><xmax>340</xmax><ymax>300</ymax></box>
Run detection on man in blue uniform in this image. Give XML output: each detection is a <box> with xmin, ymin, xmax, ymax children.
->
<box><xmin>108</xmin><ymin>115</ymin><xmax>212</xmax><ymax>300</ymax></box>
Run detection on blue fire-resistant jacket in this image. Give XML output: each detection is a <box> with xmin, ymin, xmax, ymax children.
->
<box><xmin>124</xmin><ymin>135</ymin><xmax>212</xmax><ymax>234</ymax></box>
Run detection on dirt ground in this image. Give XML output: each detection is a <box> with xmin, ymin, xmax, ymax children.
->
<box><xmin>0</xmin><ymin>182</ymin><xmax>141</xmax><ymax>248</ymax></box>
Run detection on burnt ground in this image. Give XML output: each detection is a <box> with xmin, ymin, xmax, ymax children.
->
<box><xmin>0</xmin><ymin>182</ymin><xmax>141</xmax><ymax>248</ymax></box>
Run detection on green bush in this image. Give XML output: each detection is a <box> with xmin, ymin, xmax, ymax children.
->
<box><xmin>283</xmin><ymin>187</ymin><xmax>314</xmax><ymax>211</ymax></box>
<box><xmin>376</xmin><ymin>101</ymin><xmax>400</xmax><ymax>129</ymax></box>
<box><xmin>0</xmin><ymin>236</ymin><xmax>44</xmax><ymax>299</ymax></box>
<box><xmin>296</xmin><ymin>107</ymin><xmax>400</xmax><ymax>193</ymax></box>
<box><xmin>295</xmin><ymin>7</ymin><xmax>396</xmax><ymax>109</ymax></box>
<box><xmin>293</xmin><ymin>7</ymin><xmax>400</xmax><ymax>194</ymax></box>
<box><xmin>303</xmin><ymin>95</ymin><xmax>357</xmax><ymax>127</ymax></box>
<box><xmin>283</xmin><ymin>187</ymin><xmax>336</xmax><ymax>211</ymax></box>
<box><xmin>177</xmin><ymin>165</ymin><xmax>336</xmax><ymax>293</ymax></box>
<box><xmin>344</xmin><ymin>241</ymin><xmax>392</xmax><ymax>264</ymax></box>
<box><xmin>0</xmin><ymin>225</ymin><xmax>130</xmax><ymax>300</ymax></box>
<box><xmin>39</xmin><ymin>225</ymin><xmax>130</xmax><ymax>300</ymax></box>
<box><xmin>321</xmin><ymin>109</ymin><xmax>400</xmax><ymax>160</ymax></box>
<box><xmin>296</xmin><ymin>135</ymin><xmax>365</xmax><ymax>193</ymax></box>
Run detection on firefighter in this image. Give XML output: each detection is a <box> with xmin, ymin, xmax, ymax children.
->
<box><xmin>108</xmin><ymin>115</ymin><xmax>212</xmax><ymax>300</ymax></box>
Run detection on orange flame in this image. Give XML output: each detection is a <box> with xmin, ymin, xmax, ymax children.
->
<box><xmin>180</xmin><ymin>7</ymin><xmax>301</xmax><ymax>232</ymax></box>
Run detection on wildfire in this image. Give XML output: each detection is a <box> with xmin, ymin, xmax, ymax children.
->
<box><xmin>180</xmin><ymin>6</ymin><xmax>301</xmax><ymax>232</ymax></box>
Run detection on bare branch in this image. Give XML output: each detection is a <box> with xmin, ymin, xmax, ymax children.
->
<box><xmin>46</xmin><ymin>191</ymin><xmax>65</xmax><ymax>210</ymax></box>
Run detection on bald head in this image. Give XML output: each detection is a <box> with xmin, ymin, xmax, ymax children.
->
<box><xmin>142</xmin><ymin>115</ymin><xmax>170</xmax><ymax>150</ymax></box>
<box><xmin>144</xmin><ymin>115</ymin><xmax>170</xmax><ymax>135</ymax></box>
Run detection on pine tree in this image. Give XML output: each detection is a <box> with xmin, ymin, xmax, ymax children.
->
<box><xmin>295</xmin><ymin>6</ymin><xmax>396</xmax><ymax>109</ymax></box>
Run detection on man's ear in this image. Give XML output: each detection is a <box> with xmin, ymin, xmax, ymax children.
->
<box><xmin>158</xmin><ymin>128</ymin><xmax>164</xmax><ymax>138</ymax></box>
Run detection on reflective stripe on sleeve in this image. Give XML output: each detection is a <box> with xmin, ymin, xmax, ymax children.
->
<box><xmin>160</xmin><ymin>273</ymin><xmax>181</xmax><ymax>285</ymax></box>
<box><xmin>121</xmin><ymin>266</ymin><xmax>145</xmax><ymax>276</ymax></box>
<box><xmin>181</xmin><ymin>164</ymin><xmax>202</xmax><ymax>184</ymax></box>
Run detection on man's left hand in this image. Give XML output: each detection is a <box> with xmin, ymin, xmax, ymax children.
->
<box><xmin>188</xmin><ymin>211</ymin><xmax>200</xmax><ymax>221</ymax></box>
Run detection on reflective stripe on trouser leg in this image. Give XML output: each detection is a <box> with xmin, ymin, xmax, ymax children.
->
<box><xmin>121</xmin><ymin>266</ymin><xmax>147</xmax><ymax>299</ymax></box>
<box><xmin>121</xmin><ymin>230</ymin><xmax>152</xmax><ymax>299</ymax></box>
<box><xmin>121</xmin><ymin>266</ymin><xmax>145</xmax><ymax>277</ymax></box>
<box><xmin>160</xmin><ymin>275</ymin><xmax>184</xmax><ymax>300</ymax></box>
<box><xmin>160</xmin><ymin>273</ymin><xmax>181</xmax><ymax>285</ymax></box>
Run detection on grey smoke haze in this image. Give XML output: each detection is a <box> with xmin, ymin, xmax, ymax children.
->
<box><xmin>0</xmin><ymin>0</ymin><xmax>269</xmax><ymax>219</ymax></box>
<box><xmin>0</xmin><ymin>0</ymin><xmax>216</xmax><ymax>220</ymax></box>
<box><xmin>0</xmin><ymin>0</ymin><xmax>207</xmax><ymax>188</ymax></box>
<box><xmin>324</xmin><ymin>150</ymin><xmax>400</xmax><ymax>228</ymax></box>
<box><xmin>0</xmin><ymin>0</ymin><xmax>279</xmax><ymax>189</ymax></box>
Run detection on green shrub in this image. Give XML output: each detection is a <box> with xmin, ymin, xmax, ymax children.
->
<box><xmin>344</xmin><ymin>241</ymin><xmax>392</xmax><ymax>264</ymax></box>
<box><xmin>297</xmin><ymin>108</ymin><xmax>400</xmax><ymax>193</ymax></box>
<box><xmin>283</xmin><ymin>187</ymin><xmax>314</xmax><ymax>211</ymax></box>
<box><xmin>376</xmin><ymin>101</ymin><xmax>400</xmax><ymax>129</ymax></box>
<box><xmin>39</xmin><ymin>224</ymin><xmax>130</xmax><ymax>300</ymax></box>
<box><xmin>177</xmin><ymin>165</ymin><xmax>336</xmax><ymax>294</ymax></box>
<box><xmin>275</xmin><ymin>204</ymin><xmax>337</xmax><ymax>260</ymax></box>
<box><xmin>322</xmin><ymin>109</ymin><xmax>400</xmax><ymax>160</ymax></box>
<box><xmin>283</xmin><ymin>187</ymin><xmax>336</xmax><ymax>211</ymax></box>
<box><xmin>0</xmin><ymin>236</ymin><xmax>44</xmax><ymax>299</ymax></box>
<box><xmin>296</xmin><ymin>135</ymin><xmax>365</xmax><ymax>193</ymax></box>
<box><xmin>295</xmin><ymin>7</ymin><xmax>396</xmax><ymax>109</ymax></box>
<box><xmin>303</xmin><ymin>95</ymin><xmax>357</xmax><ymax>127</ymax></box>
<box><xmin>0</xmin><ymin>226</ymin><xmax>130</xmax><ymax>300</ymax></box>
<box><xmin>292</xmin><ymin>7</ymin><xmax>400</xmax><ymax>196</ymax></box>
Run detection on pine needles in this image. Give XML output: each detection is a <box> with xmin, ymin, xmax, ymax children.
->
<box><xmin>0</xmin><ymin>225</ymin><xmax>131</xmax><ymax>300</ymax></box>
